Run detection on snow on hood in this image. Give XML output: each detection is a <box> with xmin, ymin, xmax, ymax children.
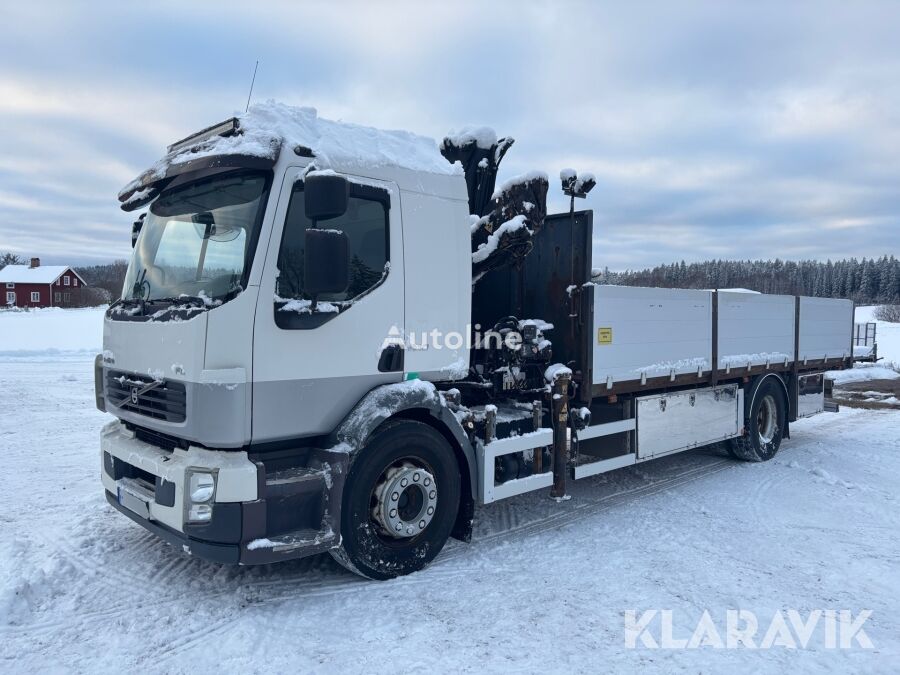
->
<box><xmin>119</xmin><ymin>100</ymin><xmax>461</xmax><ymax>200</ymax></box>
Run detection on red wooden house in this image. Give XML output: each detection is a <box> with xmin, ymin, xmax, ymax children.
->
<box><xmin>0</xmin><ymin>258</ymin><xmax>88</xmax><ymax>308</ymax></box>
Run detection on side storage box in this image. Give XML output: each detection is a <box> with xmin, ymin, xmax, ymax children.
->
<box><xmin>797</xmin><ymin>373</ymin><xmax>825</xmax><ymax>418</ymax></box>
<box><xmin>636</xmin><ymin>384</ymin><xmax>743</xmax><ymax>460</ymax></box>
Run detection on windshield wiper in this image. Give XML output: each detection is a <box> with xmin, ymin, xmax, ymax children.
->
<box><xmin>109</xmin><ymin>296</ymin><xmax>145</xmax><ymax>315</ymax></box>
<box><xmin>142</xmin><ymin>296</ymin><xmax>213</xmax><ymax>313</ymax></box>
<box><xmin>120</xmin><ymin>269</ymin><xmax>152</xmax><ymax>315</ymax></box>
<box><xmin>150</xmin><ymin>295</ymin><xmax>208</xmax><ymax>305</ymax></box>
<box><xmin>147</xmin><ymin>295</ymin><xmax>232</xmax><ymax>312</ymax></box>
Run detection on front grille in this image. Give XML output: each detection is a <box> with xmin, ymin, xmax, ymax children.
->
<box><xmin>131</xmin><ymin>424</ymin><xmax>186</xmax><ymax>452</ymax></box>
<box><xmin>106</xmin><ymin>370</ymin><xmax>186</xmax><ymax>423</ymax></box>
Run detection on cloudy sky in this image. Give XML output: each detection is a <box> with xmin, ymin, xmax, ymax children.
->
<box><xmin>1</xmin><ymin>1</ymin><xmax>898</xmax><ymax>271</ymax></box>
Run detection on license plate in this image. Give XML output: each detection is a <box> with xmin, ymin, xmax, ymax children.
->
<box><xmin>118</xmin><ymin>484</ymin><xmax>151</xmax><ymax>519</ymax></box>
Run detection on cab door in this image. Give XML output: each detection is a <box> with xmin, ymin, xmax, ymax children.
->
<box><xmin>251</xmin><ymin>167</ymin><xmax>405</xmax><ymax>443</ymax></box>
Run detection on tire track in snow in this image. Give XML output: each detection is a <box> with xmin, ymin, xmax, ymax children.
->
<box><xmin>3</xmin><ymin>455</ymin><xmax>736</xmax><ymax>646</ymax></box>
<box><xmin>144</xmin><ymin>614</ymin><xmax>240</xmax><ymax>667</ymax></box>
<box><xmin>149</xmin><ymin>560</ymin><xmax>525</xmax><ymax>665</ymax></box>
<box><xmin>146</xmin><ymin>546</ymin><xmax>198</xmax><ymax>584</ymax></box>
<box><xmin>0</xmin><ymin>453</ymin><xmax>807</xmax><ymax>669</ymax></box>
<box><xmin>230</xmin><ymin>456</ymin><xmax>737</xmax><ymax>613</ymax></box>
<box><xmin>458</xmin><ymin>458</ymin><xmax>734</xmax><ymax>556</ymax></box>
<box><xmin>745</xmin><ymin>468</ymin><xmax>785</xmax><ymax>532</ymax></box>
<box><xmin>26</xmin><ymin>523</ymin><xmax>174</xmax><ymax>599</ymax></box>
<box><xmin>148</xmin><ymin>458</ymin><xmax>739</xmax><ymax>654</ymax></box>
<box><xmin>20</xmin><ymin>455</ymin><xmax>724</xmax><ymax>646</ymax></box>
<box><xmin>233</xmin><ymin>457</ymin><xmax>736</xmax><ymax>605</ymax></box>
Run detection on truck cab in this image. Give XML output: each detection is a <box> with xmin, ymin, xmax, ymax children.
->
<box><xmin>99</xmin><ymin>106</ymin><xmax>473</xmax><ymax>575</ymax></box>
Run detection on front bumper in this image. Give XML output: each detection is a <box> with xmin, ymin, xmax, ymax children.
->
<box><xmin>106</xmin><ymin>490</ymin><xmax>243</xmax><ymax>563</ymax></box>
<box><xmin>100</xmin><ymin>420</ymin><xmax>347</xmax><ymax>565</ymax></box>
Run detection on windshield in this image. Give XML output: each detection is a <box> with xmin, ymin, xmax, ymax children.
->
<box><xmin>122</xmin><ymin>171</ymin><xmax>269</xmax><ymax>302</ymax></box>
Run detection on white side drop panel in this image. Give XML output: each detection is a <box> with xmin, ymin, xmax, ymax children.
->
<box><xmin>636</xmin><ymin>385</ymin><xmax>742</xmax><ymax>459</ymax></box>
<box><xmin>717</xmin><ymin>292</ymin><xmax>795</xmax><ymax>369</ymax></box>
<box><xmin>592</xmin><ymin>286</ymin><xmax>712</xmax><ymax>386</ymax></box>
<box><xmin>798</xmin><ymin>297</ymin><xmax>853</xmax><ymax>362</ymax></box>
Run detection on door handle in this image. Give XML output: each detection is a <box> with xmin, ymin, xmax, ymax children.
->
<box><xmin>378</xmin><ymin>344</ymin><xmax>404</xmax><ymax>373</ymax></box>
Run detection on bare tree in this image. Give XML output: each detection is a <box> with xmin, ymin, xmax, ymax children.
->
<box><xmin>76</xmin><ymin>260</ymin><xmax>129</xmax><ymax>303</ymax></box>
<box><xmin>0</xmin><ymin>252</ymin><xmax>23</xmax><ymax>270</ymax></box>
<box><xmin>875</xmin><ymin>305</ymin><xmax>900</xmax><ymax>323</ymax></box>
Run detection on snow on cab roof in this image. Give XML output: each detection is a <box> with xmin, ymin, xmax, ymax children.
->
<box><xmin>120</xmin><ymin>101</ymin><xmax>462</xmax><ymax>200</ymax></box>
<box><xmin>0</xmin><ymin>264</ymin><xmax>77</xmax><ymax>285</ymax></box>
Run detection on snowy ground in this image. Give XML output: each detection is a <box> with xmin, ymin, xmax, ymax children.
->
<box><xmin>854</xmin><ymin>305</ymin><xmax>900</xmax><ymax>372</ymax></box>
<box><xmin>1</xmin><ymin>308</ymin><xmax>899</xmax><ymax>672</ymax></box>
<box><xmin>827</xmin><ymin>306</ymin><xmax>900</xmax><ymax>408</ymax></box>
<box><xmin>0</xmin><ymin>307</ymin><xmax>104</xmax><ymax>357</ymax></box>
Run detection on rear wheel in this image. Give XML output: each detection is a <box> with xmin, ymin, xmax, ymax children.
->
<box><xmin>729</xmin><ymin>378</ymin><xmax>786</xmax><ymax>462</ymax></box>
<box><xmin>331</xmin><ymin>420</ymin><xmax>460</xmax><ymax>580</ymax></box>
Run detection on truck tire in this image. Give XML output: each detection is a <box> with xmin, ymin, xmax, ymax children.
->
<box><xmin>331</xmin><ymin>420</ymin><xmax>461</xmax><ymax>580</ymax></box>
<box><xmin>729</xmin><ymin>379</ymin><xmax>786</xmax><ymax>462</ymax></box>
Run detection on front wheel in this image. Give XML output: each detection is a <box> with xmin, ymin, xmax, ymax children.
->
<box><xmin>729</xmin><ymin>378</ymin><xmax>786</xmax><ymax>462</ymax></box>
<box><xmin>331</xmin><ymin>420</ymin><xmax>460</xmax><ymax>580</ymax></box>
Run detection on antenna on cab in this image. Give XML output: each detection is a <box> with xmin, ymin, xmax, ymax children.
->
<box><xmin>245</xmin><ymin>60</ymin><xmax>259</xmax><ymax>112</ymax></box>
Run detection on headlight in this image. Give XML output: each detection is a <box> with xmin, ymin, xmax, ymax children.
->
<box><xmin>186</xmin><ymin>470</ymin><xmax>217</xmax><ymax>523</ymax></box>
<box><xmin>188</xmin><ymin>471</ymin><xmax>216</xmax><ymax>503</ymax></box>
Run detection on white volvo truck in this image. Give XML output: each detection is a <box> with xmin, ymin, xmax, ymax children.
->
<box><xmin>98</xmin><ymin>103</ymin><xmax>854</xmax><ymax>579</ymax></box>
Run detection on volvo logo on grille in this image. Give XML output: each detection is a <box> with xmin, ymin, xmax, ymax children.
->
<box><xmin>130</xmin><ymin>386</ymin><xmax>139</xmax><ymax>405</ymax></box>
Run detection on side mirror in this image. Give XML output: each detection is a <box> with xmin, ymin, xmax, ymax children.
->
<box><xmin>132</xmin><ymin>214</ymin><xmax>146</xmax><ymax>248</ymax></box>
<box><xmin>304</xmin><ymin>173</ymin><xmax>349</xmax><ymax>221</ymax></box>
<box><xmin>304</xmin><ymin>228</ymin><xmax>350</xmax><ymax>297</ymax></box>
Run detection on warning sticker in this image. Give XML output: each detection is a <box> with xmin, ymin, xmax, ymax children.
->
<box><xmin>597</xmin><ymin>327</ymin><xmax>612</xmax><ymax>345</ymax></box>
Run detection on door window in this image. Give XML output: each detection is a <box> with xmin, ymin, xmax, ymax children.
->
<box><xmin>274</xmin><ymin>181</ymin><xmax>390</xmax><ymax>328</ymax></box>
<box><xmin>5</xmin><ymin>291</ymin><xmax>14</xmax><ymax>305</ymax></box>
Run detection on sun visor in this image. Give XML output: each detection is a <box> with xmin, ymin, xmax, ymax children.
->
<box><xmin>118</xmin><ymin>146</ymin><xmax>280</xmax><ymax>212</ymax></box>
